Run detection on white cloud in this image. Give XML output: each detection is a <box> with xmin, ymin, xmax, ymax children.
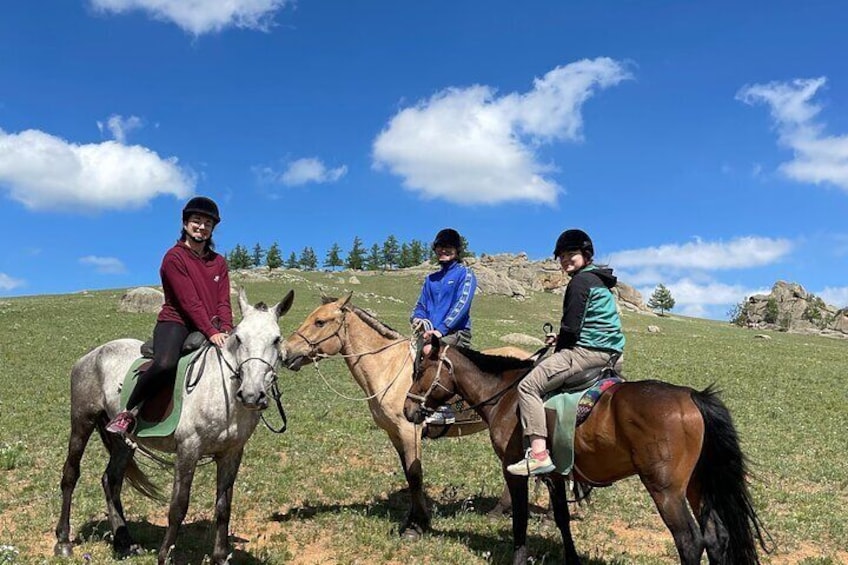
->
<box><xmin>89</xmin><ymin>0</ymin><xmax>291</xmax><ymax>36</ymax></box>
<box><xmin>0</xmin><ymin>273</ymin><xmax>25</xmax><ymax>291</ymax></box>
<box><xmin>372</xmin><ymin>57</ymin><xmax>631</xmax><ymax>206</ymax></box>
<box><xmin>737</xmin><ymin>77</ymin><xmax>848</xmax><ymax>192</ymax></box>
<box><xmin>639</xmin><ymin>279</ymin><xmax>769</xmax><ymax>307</ymax></box>
<box><xmin>278</xmin><ymin>157</ymin><xmax>348</xmax><ymax>186</ymax></box>
<box><xmin>608</xmin><ymin>236</ymin><xmax>792</xmax><ymax>271</ymax></box>
<box><xmin>818</xmin><ymin>286</ymin><xmax>848</xmax><ymax>309</ymax></box>
<box><xmin>97</xmin><ymin>114</ymin><xmax>142</xmax><ymax>144</ymax></box>
<box><xmin>0</xmin><ymin>127</ymin><xmax>195</xmax><ymax>212</ymax></box>
<box><xmin>80</xmin><ymin>256</ymin><xmax>127</xmax><ymax>275</ymax></box>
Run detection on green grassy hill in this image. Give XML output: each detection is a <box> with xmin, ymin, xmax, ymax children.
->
<box><xmin>0</xmin><ymin>270</ymin><xmax>845</xmax><ymax>564</ymax></box>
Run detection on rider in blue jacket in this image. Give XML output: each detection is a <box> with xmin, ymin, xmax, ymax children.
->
<box><xmin>411</xmin><ymin>228</ymin><xmax>477</xmax><ymax>425</ymax></box>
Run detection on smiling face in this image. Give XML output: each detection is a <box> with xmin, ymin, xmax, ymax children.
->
<box><xmin>183</xmin><ymin>213</ymin><xmax>216</xmax><ymax>243</ymax></box>
<box><xmin>557</xmin><ymin>249</ymin><xmax>586</xmax><ymax>275</ymax></box>
<box><xmin>434</xmin><ymin>245</ymin><xmax>458</xmax><ymax>263</ymax></box>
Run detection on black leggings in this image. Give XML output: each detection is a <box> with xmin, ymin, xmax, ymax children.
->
<box><xmin>126</xmin><ymin>321</ymin><xmax>189</xmax><ymax>411</ymax></box>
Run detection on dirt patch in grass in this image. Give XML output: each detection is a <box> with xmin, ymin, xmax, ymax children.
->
<box><xmin>602</xmin><ymin>518</ymin><xmax>670</xmax><ymax>558</ymax></box>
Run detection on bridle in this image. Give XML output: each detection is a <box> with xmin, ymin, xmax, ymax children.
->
<box><xmin>405</xmin><ymin>344</ymin><xmax>456</xmax><ymax>413</ymax></box>
<box><xmin>187</xmin><ymin>341</ymin><xmax>289</xmax><ymax>433</ymax></box>
<box><xmin>293</xmin><ymin>310</ymin><xmax>349</xmax><ymax>361</ymax></box>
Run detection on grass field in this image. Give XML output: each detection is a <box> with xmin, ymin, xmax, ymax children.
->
<box><xmin>0</xmin><ymin>269</ymin><xmax>846</xmax><ymax>564</ymax></box>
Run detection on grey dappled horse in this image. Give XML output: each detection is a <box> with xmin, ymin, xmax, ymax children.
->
<box><xmin>55</xmin><ymin>288</ymin><xmax>294</xmax><ymax>565</ymax></box>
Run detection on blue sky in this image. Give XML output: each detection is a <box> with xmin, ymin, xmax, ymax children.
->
<box><xmin>1</xmin><ymin>1</ymin><xmax>847</xmax><ymax>319</ymax></box>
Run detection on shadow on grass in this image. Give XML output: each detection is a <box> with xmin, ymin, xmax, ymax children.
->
<box><xmin>77</xmin><ymin>518</ymin><xmax>266</xmax><ymax>564</ymax></box>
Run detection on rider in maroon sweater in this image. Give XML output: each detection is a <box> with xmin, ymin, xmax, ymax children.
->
<box><xmin>106</xmin><ymin>196</ymin><xmax>232</xmax><ymax>436</ymax></box>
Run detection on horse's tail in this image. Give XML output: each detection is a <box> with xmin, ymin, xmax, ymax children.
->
<box><xmin>95</xmin><ymin>414</ymin><xmax>167</xmax><ymax>503</ymax></box>
<box><xmin>690</xmin><ymin>385</ymin><xmax>770</xmax><ymax>564</ymax></box>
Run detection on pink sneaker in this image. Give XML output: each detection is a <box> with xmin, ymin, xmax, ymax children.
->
<box><xmin>106</xmin><ymin>411</ymin><xmax>136</xmax><ymax>435</ymax></box>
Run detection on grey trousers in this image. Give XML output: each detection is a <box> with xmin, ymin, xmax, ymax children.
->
<box><xmin>441</xmin><ymin>329</ymin><xmax>472</xmax><ymax>348</ymax></box>
<box><xmin>517</xmin><ymin>346</ymin><xmax>623</xmax><ymax>438</ymax></box>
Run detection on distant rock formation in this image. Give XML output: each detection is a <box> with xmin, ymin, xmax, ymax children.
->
<box><xmin>739</xmin><ymin>281</ymin><xmax>848</xmax><ymax>338</ymax></box>
<box><xmin>468</xmin><ymin>253</ymin><xmax>648</xmax><ymax>313</ymax></box>
<box><xmin>118</xmin><ymin>287</ymin><xmax>164</xmax><ymax>313</ymax></box>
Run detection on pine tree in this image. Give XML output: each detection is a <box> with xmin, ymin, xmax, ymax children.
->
<box><xmin>285</xmin><ymin>251</ymin><xmax>299</xmax><ymax>269</ymax></box>
<box><xmin>382</xmin><ymin>235</ymin><xmax>400</xmax><ymax>269</ymax></box>
<box><xmin>460</xmin><ymin>235</ymin><xmax>474</xmax><ymax>259</ymax></box>
<box><xmin>398</xmin><ymin>243</ymin><xmax>412</xmax><ymax>268</ymax></box>
<box><xmin>346</xmin><ymin>236</ymin><xmax>366</xmax><ymax>270</ymax></box>
<box><xmin>324</xmin><ymin>243</ymin><xmax>344</xmax><ymax>270</ymax></box>
<box><xmin>365</xmin><ymin>244</ymin><xmax>382</xmax><ymax>271</ymax></box>
<box><xmin>299</xmin><ymin>246</ymin><xmax>318</xmax><ymax>271</ymax></box>
<box><xmin>409</xmin><ymin>239</ymin><xmax>427</xmax><ymax>266</ymax></box>
<box><xmin>265</xmin><ymin>242</ymin><xmax>283</xmax><ymax>269</ymax></box>
<box><xmin>227</xmin><ymin>244</ymin><xmax>252</xmax><ymax>270</ymax></box>
<box><xmin>648</xmin><ymin>284</ymin><xmax>676</xmax><ymax>316</ymax></box>
<box><xmin>252</xmin><ymin>243</ymin><xmax>264</xmax><ymax>267</ymax></box>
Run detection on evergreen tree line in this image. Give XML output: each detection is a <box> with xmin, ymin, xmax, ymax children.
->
<box><xmin>225</xmin><ymin>235</ymin><xmax>474</xmax><ymax>272</ymax></box>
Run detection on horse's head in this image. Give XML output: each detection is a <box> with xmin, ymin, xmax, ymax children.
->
<box><xmin>225</xmin><ymin>287</ymin><xmax>295</xmax><ymax>410</ymax></box>
<box><xmin>404</xmin><ymin>338</ymin><xmax>457</xmax><ymax>425</ymax></box>
<box><xmin>283</xmin><ymin>292</ymin><xmax>352</xmax><ymax>371</ymax></box>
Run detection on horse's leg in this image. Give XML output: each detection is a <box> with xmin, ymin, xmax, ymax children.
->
<box><xmin>505</xmin><ymin>473</ymin><xmax>530</xmax><ymax>565</ymax></box>
<box><xmin>546</xmin><ymin>476</ymin><xmax>580</xmax><ymax>564</ymax></box>
<box><xmin>54</xmin><ymin>413</ymin><xmax>98</xmax><ymax>557</ymax></box>
<box><xmin>157</xmin><ymin>450</ymin><xmax>199</xmax><ymax>565</ymax></box>
<box><xmin>686</xmin><ymin>482</ymin><xmax>728</xmax><ymax>564</ymax></box>
<box><xmin>388</xmin><ymin>424</ymin><xmax>430</xmax><ymax>539</ymax></box>
<box><xmin>488</xmin><ymin>483</ymin><xmax>513</xmax><ymax>517</ymax></box>
<box><xmin>101</xmin><ymin>435</ymin><xmax>141</xmax><ymax>557</ymax></box>
<box><xmin>211</xmin><ymin>449</ymin><xmax>244</xmax><ymax>565</ymax></box>
<box><xmin>643</xmin><ymin>483</ymin><xmax>703</xmax><ymax>565</ymax></box>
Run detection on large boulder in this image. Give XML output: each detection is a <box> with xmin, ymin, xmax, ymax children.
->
<box><xmin>740</xmin><ymin>281</ymin><xmax>847</xmax><ymax>338</ymax></box>
<box><xmin>118</xmin><ymin>287</ymin><xmax>164</xmax><ymax>314</ymax></box>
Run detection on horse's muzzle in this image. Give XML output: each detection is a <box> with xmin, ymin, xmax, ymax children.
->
<box><xmin>284</xmin><ymin>355</ymin><xmax>305</xmax><ymax>371</ymax></box>
<box><xmin>403</xmin><ymin>401</ymin><xmax>425</xmax><ymax>424</ymax></box>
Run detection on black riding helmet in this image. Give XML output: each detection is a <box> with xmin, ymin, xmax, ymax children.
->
<box><xmin>553</xmin><ymin>229</ymin><xmax>593</xmax><ymax>260</ymax></box>
<box><xmin>182</xmin><ymin>196</ymin><xmax>221</xmax><ymax>224</ymax></box>
<box><xmin>432</xmin><ymin>228</ymin><xmax>463</xmax><ymax>252</ymax></box>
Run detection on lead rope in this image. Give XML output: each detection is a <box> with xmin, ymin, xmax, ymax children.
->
<box><xmin>311</xmin><ymin>340</ymin><xmax>415</xmax><ymax>401</ymax></box>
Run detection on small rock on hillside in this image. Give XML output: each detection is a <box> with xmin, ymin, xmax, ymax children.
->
<box><xmin>118</xmin><ymin>287</ymin><xmax>164</xmax><ymax>313</ymax></box>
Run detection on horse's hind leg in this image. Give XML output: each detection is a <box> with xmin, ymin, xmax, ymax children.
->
<box><xmin>546</xmin><ymin>476</ymin><xmax>580</xmax><ymax>564</ymax></box>
<box><xmin>101</xmin><ymin>433</ymin><xmax>141</xmax><ymax>557</ymax></box>
<box><xmin>645</xmin><ymin>484</ymin><xmax>703</xmax><ymax>565</ymax></box>
<box><xmin>54</xmin><ymin>413</ymin><xmax>98</xmax><ymax>557</ymax></box>
<box><xmin>686</xmin><ymin>483</ymin><xmax>728</xmax><ymax>564</ymax></box>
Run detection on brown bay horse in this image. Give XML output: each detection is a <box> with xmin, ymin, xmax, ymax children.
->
<box><xmin>404</xmin><ymin>341</ymin><xmax>769</xmax><ymax>565</ymax></box>
<box><xmin>282</xmin><ymin>294</ymin><xmax>528</xmax><ymax>539</ymax></box>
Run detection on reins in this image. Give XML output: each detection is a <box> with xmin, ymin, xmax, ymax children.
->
<box><xmin>186</xmin><ymin>342</ymin><xmax>289</xmax><ymax>434</ymax></box>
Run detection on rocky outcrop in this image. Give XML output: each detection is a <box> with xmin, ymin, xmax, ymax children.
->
<box><xmin>118</xmin><ymin>287</ymin><xmax>164</xmax><ymax>313</ymax></box>
<box><xmin>468</xmin><ymin>253</ymin><xmax>648</xmax><ymax>313</ymax></box>
<box><xmin>740</xmin><ymin>281</ymin><xmax>848</xmax><ymax>338</ymax></box>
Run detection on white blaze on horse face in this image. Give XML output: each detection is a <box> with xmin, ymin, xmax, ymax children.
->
<box><xmin>231</xmin><ymin>308</ymin><xmax>281</xmax><ymax>410</ymax></box>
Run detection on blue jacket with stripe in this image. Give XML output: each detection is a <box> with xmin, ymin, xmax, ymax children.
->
<box><xmin>411</xmin><ymin>260</ymin><xmax>477</xmax><ymax>335</ymax></box>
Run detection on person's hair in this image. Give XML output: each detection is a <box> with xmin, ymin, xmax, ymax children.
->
<box><xmin>180</xmin><ymin>228</ymin><xmax>215</xmax><ymax>251</ymax></box>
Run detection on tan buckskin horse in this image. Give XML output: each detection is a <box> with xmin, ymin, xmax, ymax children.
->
<box><xmin>404</xmin><ymin>341</ymin><xmax>770</xmax><ymax>565</ymax></box>
<box><xmin>282</xmin><ymin>294</ymin><xmax>528</xmax><ymax>539</ymax></box>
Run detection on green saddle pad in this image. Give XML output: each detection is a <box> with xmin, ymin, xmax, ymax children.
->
<box><xmin>543</xmin><ymin>389</ymin><xmax>585</xmax><ymax>475</ymax></box>
<box><xmin>120</xmin><ymin>349</ymin><xmax>202</xmax><ymax>438</ymax></box>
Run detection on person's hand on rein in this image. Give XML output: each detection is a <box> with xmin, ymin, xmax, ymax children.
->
<box><xmin>210</xmin><ymin>332</ymin><xmax>229</xmax><ymax>348</ymax></box>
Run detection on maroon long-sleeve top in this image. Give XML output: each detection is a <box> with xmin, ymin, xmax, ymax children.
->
<box><xmin>157</xmin><ymin>242</ymin><xmax>234</xmax><ymax>338</ymax></box>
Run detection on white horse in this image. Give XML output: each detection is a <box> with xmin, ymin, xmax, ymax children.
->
<box><xmin>54</xmin><ymin>288</ymin><xmax>294</xmax><ymax>565</ymax></box>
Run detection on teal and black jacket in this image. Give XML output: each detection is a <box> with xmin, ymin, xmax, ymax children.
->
<box><xmin>555</xmin><ymin>264</ymin><xmax>625</xmax><ymax>353</ymax></box>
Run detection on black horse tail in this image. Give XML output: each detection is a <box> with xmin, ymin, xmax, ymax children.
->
<box><xmin>95</xmin><ymin>414</ymin><xmax>166</xmax><ymax>503</ymax></box>
<box><xmin>691</xmin><ymin>385</ymin><xmax>770</xmax><ymax>565</ymax></box>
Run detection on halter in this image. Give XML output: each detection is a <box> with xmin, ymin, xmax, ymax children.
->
<box><xmin>293</xmin><ymin>310</ymin><xmax>349</xmax><ymax>361</ymax></box>
<box><xmin>405</xmin><ymin>345</ymin><xmax>455</xmax><ymax>411</ymax></box>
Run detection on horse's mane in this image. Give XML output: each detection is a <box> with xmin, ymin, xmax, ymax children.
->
<box><xmin>321</xmin><ymin>296</ymin><xmax>404</xmax><ymax>340</ymax></box>
<box><xmin>454</xmin><ymin>346</ymin><xmax>534</xmax><ymax>374</ymax></box>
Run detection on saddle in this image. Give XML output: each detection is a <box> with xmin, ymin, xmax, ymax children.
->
<box><xmin>543</xmin><ymin>366</ymin><xmax>624</xmax><ymax>476</ymax></box>
<box><xmin>140</xmin><ymin>331</ymin><xmax>208</xmax><ymax>358</ymax></box>
<box><xmin>120</xmin><ymin>348</ymin><xmax>204</xmax><ymax>438</ymax></box>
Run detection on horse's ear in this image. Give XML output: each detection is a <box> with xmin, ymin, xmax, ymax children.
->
<box><xmin>275</xmin><ymin>289</ymin><xmax>295</xmax><ymax>319</ymax></box>
<box><xmin>338</xmin><ymin>291</ymin><xmax>353</xmax><ymax>309</ymax></box>
<box><xmin>427</xmin><ymin>337</ymin><xmax>442</xmax><ymax>360</ymax></box>
<box><xmin>237</xmin><ymin>287</ymin><xmax>251</xmax><ymax>317</ymax></box>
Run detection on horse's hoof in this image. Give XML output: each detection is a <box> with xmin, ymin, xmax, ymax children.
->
<box><xmin>53</xmin><ymin>542</ymin><xmax>73</xmax><ymax>558</ymax></box>
<box><xmin>400</xmin><ymin>525</ymin><xmax>423</xmax><ymax>541</ymax></box>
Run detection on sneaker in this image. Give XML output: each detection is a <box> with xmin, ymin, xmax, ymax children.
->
<box><xmin>424</xmin><ymin>405</ymin><xmax>456</xmax><ymax>426</ymax></box>
<box><xmin>506</xmin><ymin>448</ymin><xmax>555</xmax><ymax>476</ymax></box>
<box><xmin>106</xmin><ymin>411</ymin><xmax>136</xmax><ymax>436</ymax></box>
